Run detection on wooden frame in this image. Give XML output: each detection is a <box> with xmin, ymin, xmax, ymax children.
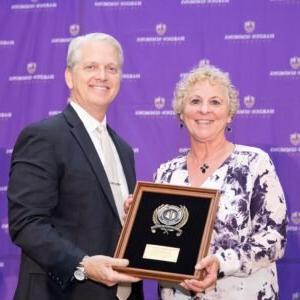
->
<box><xmin>114</xmin><ymin>181</ymin><xmax>219</xmax><ymax>282</ymax></box>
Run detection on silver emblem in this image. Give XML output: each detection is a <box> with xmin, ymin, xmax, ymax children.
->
<box><xmin>156</xmin><ymin>23</ymin><xmax>167</xmax><ymax>36</ymax></box>
<box><xmin>154</xmin><ymin>96</ymin><xmax>165</xmax><ymax>110</ymax></box>
<box><xmin>151</xmin><ymin>204</ymin><xmax>189</xmax><ymax>236</ymax></box>
<box><xmin>244</xmin><ymin>95</ymin><xmax>255</xmax><ymax>108</ymax></box>
<box><xmin>290</xmin><ymin>56</ymin><xmax>300</xmax><ymax>70</ymax></box>
<box><xmin>27</xmin><ymin>62</ymin><xmax>37</xmax><ymax>75</ymax></box>
<box><xmin>69</xmin><ymin>24</ymin><xmax>80</xmax><ymax>36</ymax></box>
<box><xmin>244</xmin><ymin>20</ymin><xmax>255</xmax><ymax>34</ymax></box>
<box><xmin>290</xmin><ymin>132</ymin><xmax>300</xmax><ymax>146</ymax></box>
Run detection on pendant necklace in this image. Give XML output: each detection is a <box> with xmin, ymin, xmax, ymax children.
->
<box><xmin>199</xmin><ymin>163</ymin><xmax>209</xmax><ymax>174</ymax></box>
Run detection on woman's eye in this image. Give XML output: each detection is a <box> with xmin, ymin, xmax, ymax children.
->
<box><xmin>211</xmin><ymin>99</ymin><xmax>221</xmax><ymax>105</ymax></box>
<box><xmin>190</xmin><ymin>98</ymin><xmax>200</xmax><ymax>104</ymax></box>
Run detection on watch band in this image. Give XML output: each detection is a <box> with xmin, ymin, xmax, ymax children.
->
<box><xmin>74</xmin><ymin>256</ymin><xmax>89</xmax><ymax>281</ymax></box>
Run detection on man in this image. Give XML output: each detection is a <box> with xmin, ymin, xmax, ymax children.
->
<box><xmin>8</xmin><ymin>33</ymin><xmax>143</xmax><ymax>300</ymax></box>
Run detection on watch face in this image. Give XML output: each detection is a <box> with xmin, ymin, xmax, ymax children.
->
<box><xmin>74</xmin><ymin>267</ymin><xmax>86</xmax><ymax>281</ymax></box>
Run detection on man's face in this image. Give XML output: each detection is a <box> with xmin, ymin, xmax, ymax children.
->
<box><xmin>65</xmin><ymin>40</ymin><xmax>121</xmax><ymax>120</ymax></box>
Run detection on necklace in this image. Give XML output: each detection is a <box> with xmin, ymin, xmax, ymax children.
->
<box><xmin>200</xmin><ymin>163</ymin><xmax>209</xmax><ymax>174</ymax></box>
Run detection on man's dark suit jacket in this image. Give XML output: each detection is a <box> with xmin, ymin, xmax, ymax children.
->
<box><xmin>8</xmin><ymin>104</ymin><xmax>143</xmax><ymax>300</ymax></box>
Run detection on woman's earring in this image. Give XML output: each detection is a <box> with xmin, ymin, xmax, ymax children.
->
<box><xmin>180</xmin><ymin>120</ymin><xmax>184</xmax><ymax>128</ymax></box>
<box><xmin>226</xmin><ymin>124</ymin><xmax>232</xmax><ymax>132</ymax></box>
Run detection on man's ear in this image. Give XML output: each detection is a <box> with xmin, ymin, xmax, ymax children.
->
<box><xmin>65</xmin><ymin>68</ymin><xmax>73</xmax><ymax>89</ymax></box>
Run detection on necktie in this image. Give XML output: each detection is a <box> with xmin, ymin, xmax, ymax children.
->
<box><xmin>98</xmin><ymin>125</ymin><xmax>124</xmax><ymax>223</ymax></box>
<box><xmin>97</xmin><ymin>126</ymin><xmax>132</xmax><ymax>300</ymax></box>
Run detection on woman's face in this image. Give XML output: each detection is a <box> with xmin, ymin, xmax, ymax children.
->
<box><xmin>181</xmin><ymin>79</ymin><xmax>231</xmax><ymax>143</ymax></box>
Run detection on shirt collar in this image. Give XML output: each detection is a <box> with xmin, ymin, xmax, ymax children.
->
<box><xmin>70</xmin><ymin>101</ymin><xmax>107</xmax><ymax>134</ymax></box>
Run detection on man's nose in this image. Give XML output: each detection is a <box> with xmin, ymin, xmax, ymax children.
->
<box><xmin>95</xmin><ymin>67</ymin><xmax>108</xmax><ymax>80</ymax></box>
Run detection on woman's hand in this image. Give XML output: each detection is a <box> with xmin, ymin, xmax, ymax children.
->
<box><xmin>180</xmin><ymin>255</ymin><xmax>220</xmax><ymax>293</ymax></box>
<box><xmin>123</xmin><ymin>194</ymin><xmax>134</xmax><ymax>221</ymax></box>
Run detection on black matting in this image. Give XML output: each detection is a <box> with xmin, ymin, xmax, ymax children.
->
<box><xmin>124</xmin><ymin>191</ymin><xmax>211</xmax><ymax>276</ymax></box>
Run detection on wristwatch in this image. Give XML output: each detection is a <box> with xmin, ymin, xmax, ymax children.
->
<box><xmin>74</xmin><ymin>260</ymin><xmax>88</xmax><ymax>281</ymax></box>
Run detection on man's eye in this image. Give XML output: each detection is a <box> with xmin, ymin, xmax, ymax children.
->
<box><xmin>85</xmin><ymin>65</ymin><xmax>95</xmax><ymax>70</ymax></box>
<box><xmin>106</xmin><ymin>66</ymin><xmax>118</xmax><ymax>74</ymax></box>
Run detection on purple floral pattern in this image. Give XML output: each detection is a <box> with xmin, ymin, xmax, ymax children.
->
<box><xmin>155</xmin><ymin>145</ymin><xmax>287</xmax><ymax>300</ymax></box>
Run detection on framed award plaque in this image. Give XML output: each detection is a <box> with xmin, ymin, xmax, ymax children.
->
<box><xmin>114</xmin><ymin>181</ymin><xmax>219</xmax><ymax>282</ymax></box>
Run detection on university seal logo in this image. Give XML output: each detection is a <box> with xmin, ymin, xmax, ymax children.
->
<box><xmin>154</xmin><ymin>97</ymin><xmax>165</xmax><ymax>110</ymax></box>
<box><xmin>69</xmin><ymin>24</ymin><xmax>80</xmax><ymax>36</ymax></box>
<box><xmin>291</xmin><ymin>211</ymin><xmax>300</xmax><ymax>225</ymax></box>
<box><xmin>244</xmin><ymin>95</ymin><xmax>255</xmax><ymax>108</ymax></box>
<box><xmin>244</xmin><ymin>20</ymin><xmax>255</xmax><ymax>34</ymax></box>
<box><xmin>290</xmin><ymin>133</ymin><xmax>300</xmax><ymax>146</ymax></box>
<box><xmin>290</xmin><ymin>56</ymin><xmax>300</xmax><ymax>70</ymax></box>
<box><xmin>156</xmin><ymin>23</ymin><xmax>167</xmax><ymax>36</ymax></box>
<box><xmin>27</xmin><ymin>62</ymin><xmax>37</xmax><ymax>75</ymax></box>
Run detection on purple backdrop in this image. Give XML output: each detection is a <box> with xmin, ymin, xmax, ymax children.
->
<box><xmin>1</xmin><ymin>1</ymin><xmax>300</xmax><ymax>299</ymax></box>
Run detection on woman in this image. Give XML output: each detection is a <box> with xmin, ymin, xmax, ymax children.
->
<box><xmin>154</xmin><ymin>64</ymin><xmax>287</xmax><ymax>299</ymax></box>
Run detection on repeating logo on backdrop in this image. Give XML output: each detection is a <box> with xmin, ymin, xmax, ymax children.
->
<box><xmin>244</xmin><ymin>21</ymin><xmax>255</xmax><ymax>34</ymax></box>
<box><xmin>290</xmin><ymin>133</ymin><xmax>300</xmax><ymax>146</ymax></box>
<box><xmin>9</xmin><ymin>61</ymin><xmax>54</xmax><ymax>82</ymax></box>
<box><xmin>154</xmin><ymin>97</ymin><xmax>165</xmax><ymax>110</ymax></box>
<box><xmin>243</xmin><ymin>95</ymin><xmax>255</xmax><ymax>108</ymax></box>
<box><xmin>270</xmin><ymin>56</ymin><xmax>300</xmax><ymax>77</ymax></box>
<box><xmin>51</xmin><ymin>24</ymin><xmax>80</xmax><ymax>44</ymax></box>
<box><xmin>290</xmin><ymin>56</ymin><xmax>300</xmax><ymax>70</ymax></box>
<box><xmin>291</xmin><ymin>212</ymin><xmax>300</xmax><ymax>225</ymax></box>
<box><xmin>156</xmin><ymin>23</ymin><xmax>167</xmax><ymax>36</ymax></box>
<box><xmin>94</xmin><ymin>0</ymin><xmax>142</xmax><ymax>7</ymax></box>
<box><xmin>237</xmin><ymin>94</ymin><xmax>275</xmax><ymax>116</ymax></box>
<box><xmin>136</xmin><ymin>23</ymin><xmax>185</xmax><ymax>44</ymax></box>
<box><xmin>69</xmin><ymin>24</ymin><xmax>80</xmax><ymax>37</ymax></box>
<box><xmin>270</xmin><ymin>132</ymin><xmax>300</xmax><ymax>153</ymax></box>
<box><xmin>27</xmin><ymin>62</ymin><xmax>37</xmax><ymax>75</ymax></box>
<box><xmin>292</xmin><ymin>292</ymin><xmax>300</xmax><ymax>300</ymax></box>
<box><xmin>180</xmin><ymin>59</ymin><xmax>211</xmax><ymax>78</ymax></box>
<box><xmin>225</xmin><ymin>19</ymin><xmax>274</xmax><ymax>41</ymax></box>
<box><xmin>181</xmin><ymin>0</ymin><xmax>230</xmax><ymax>6</ymax></box>
<box><xmin>11</xmin><ymin>0</ymin><xmax>57</xmax><ymax>10</ymax></box>
<box><xmin>135</xmin><ymin>96</ymin><xmax>174</xmax><ymax>117</ymax></box>
<box><xmin>199</xmin><ymin>59</ymin><xmax>210</xmax><ymax>66</ymax></box>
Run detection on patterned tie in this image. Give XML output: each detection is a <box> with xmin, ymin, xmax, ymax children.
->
<box><xmin>97</xmin><ymin>126</ymin><xmax>132</xmax><ymax>300</ymax></box>
<box><xmin>98</xmin><ymin>125</ymin><xmax>124</xmax><ymax>223</ymax></box>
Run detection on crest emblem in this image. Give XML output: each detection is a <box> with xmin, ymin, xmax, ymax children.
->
<box><xmin>27</xmin><ymin>62</ymin><xmax>37</xmax><ymax>75</ymax></box>
<box><xmin>244</xmin><ymin>20</ymin><xmax>255</xmax><ymax>34</ymax></box>
<box><xmin>69</xmin><ymin>24</ymin><xmax>80</xmax><ymax>36</ymax></box>
<box><xmin>154</xmin><ymin>97</ymin><xmax>165</xmax><ymax>110</ymax></box>
<box><xmin>290</xmin><ymin>133</ymin><xmax>300</xmax><ymax>146</ymax></box>
<box><xmin>291</xmin><ymin>212</ymin><xmax>300</xmax><ymax>225</ymax></box>
<box><xmin>151</xmin><ymin>204</ymin><xmax>189</xmax><ymax>236</ymax></box>
<box><xmin>290</xmin><ymin>56</ymin><xmax>300</xmax><ymax>70</ymax></box>
<box><xmin>199</xmin><ymin>59</ymin><xmax>210</xmax><ymax>66</ymax></box>
<box><xmin>156</xmin><ymin>23</ymin><xmax>167</xmax><ymax>36</ymax></box>
<box><xmin>292</xmin><ymin>292</ymin><xmax>300</xmax><ymax>300</ymax></box>
<box><xmin>244</xmin><ymin>95</ymin><xmax>255</xmax><ymax>108</ymax></box>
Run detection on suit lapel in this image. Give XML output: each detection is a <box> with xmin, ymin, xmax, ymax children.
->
<box><xmin>63</xmin><ymin>105</ymin><xmax>120</xmax><ymax>219</ymax></box>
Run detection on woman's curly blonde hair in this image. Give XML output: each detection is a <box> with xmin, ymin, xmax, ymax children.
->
<box><xmin>173</xmin><ymin>63</ymin><xmax>239</xmax><ymax>118</ymax></box>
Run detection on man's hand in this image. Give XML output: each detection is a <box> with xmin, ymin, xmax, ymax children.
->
<box><xmin>180</xmin><ymin>255</ymin><xmax>220</xmax><ymax>293</ymax></box>
<box><xmin>81</xmin><ymin>255</ymin><xmax>140</xmax><ymax>286</ymax></box>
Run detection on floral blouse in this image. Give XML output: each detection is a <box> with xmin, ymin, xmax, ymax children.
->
<box><xmin>154</xmin><ymin>145</ymin><xmax>287</xmax><ymax>300</ymax></box>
